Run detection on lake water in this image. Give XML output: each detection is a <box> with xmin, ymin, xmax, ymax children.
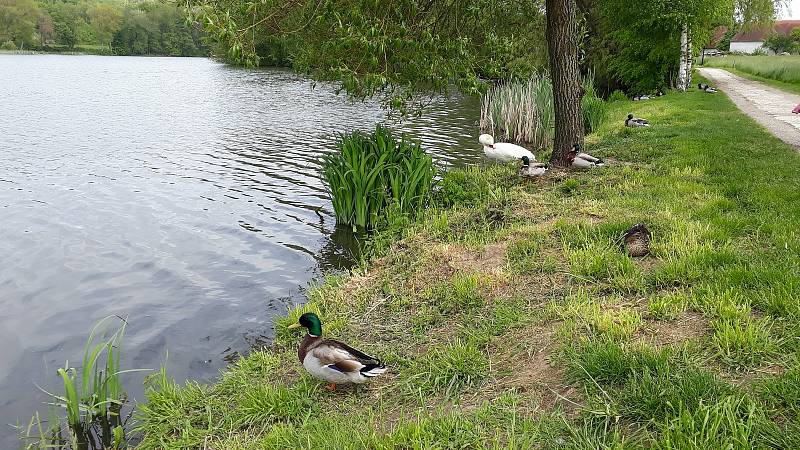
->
<box><xmin>0</xmin><ymin>54</ymin><xmax>481</xmax><ymax>445</ymax></box>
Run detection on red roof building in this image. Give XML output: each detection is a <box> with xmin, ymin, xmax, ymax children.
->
<box><xmin>729</xmin><ymin>20</ymin><xmax>800</xmax><ymax>53</ymax></box>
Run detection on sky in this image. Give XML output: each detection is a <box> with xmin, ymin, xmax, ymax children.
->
<box><xmin>780</xmin><ymin>0</ymin><xmax>800</xmax><ymax>19</ymax></box>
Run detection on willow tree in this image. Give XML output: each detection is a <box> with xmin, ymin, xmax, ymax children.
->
<box><xmin>185</xmin><ymin>0</ymin><xmax>588</xmax><ymax>165</ymax></box>
<box><xmin>546</xmin><ymin>0</ymin><xmax>584</xmax><ymax>165</ymax></box>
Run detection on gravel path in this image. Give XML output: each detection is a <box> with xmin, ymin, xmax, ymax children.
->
<box><xmin>697</xmin><ymin>67</ymin><xmax>800</xmax><ymax>147</ymax></box>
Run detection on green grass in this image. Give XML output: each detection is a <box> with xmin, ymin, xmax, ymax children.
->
<box><xmin>133</xmin><ymin>86</ymin><xmax>800</xmax><ymax>448</ymax></box>
<box><xmin>703</xmin><ymin>55</ymin><xmax>800</xmax><ymax>94</ymax></box>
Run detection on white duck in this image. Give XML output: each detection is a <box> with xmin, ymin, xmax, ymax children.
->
<box><xmin>568</xmin><ymin>144</ymin><xmax>604</xmax><ymax>169</ymax></box>
<box><xmin>519</xmin><ymin>155</ymin><xmax>548</xmax><ymax>177</ymax></box>
<box><xmin>479</xmin><ymin>134</ymin><xmax>535</xmax><ymax>163</ymax></box>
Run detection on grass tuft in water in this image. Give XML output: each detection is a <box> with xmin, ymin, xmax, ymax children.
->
<box><xmin>21</xmin><ymin>316</ymin><xmax>138</xmax><ymax>450</ymax></box>
<box><xmin>322</xmin><ymin>124</ymin><xmax>436</xmax><ymax>230</ymax></box>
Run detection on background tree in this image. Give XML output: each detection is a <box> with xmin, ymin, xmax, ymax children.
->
<box><xmin>547</xmin><ymin>0</ymin><xmax>585</xmax><ymax>164</ymax></box>
<box><xmin>47</xmin><ymin>2</ymin><xmax>84</xmax><ymax>49</ymax></box>
<box><xmin>184</xmin><ymin>0</ymin><xmax>583</xmax><ymax>161</ymax></box>
<box><xmin>37</xmin><ymin>13</ymin><xmax>55</xmax><ymax>46</ymax></box>
<box><xmin>0</xmin><ymin>0</ymin><xmax>41</xmax><ymax>49</ymax></box>
<box><xmin>88</xmin><ymin>3</ymin><xmax>122</xmax><ymax>50</ymax></box>
<box><xmin>763</xmin><ymin>32</ymin><xmax>796</xmax><ymax>53</ymax></box>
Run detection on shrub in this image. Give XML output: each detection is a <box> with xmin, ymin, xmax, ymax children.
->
<box><xmin>608</xmin><ymin>90</ymin><xmax>628</xmax><ymax>102</ymax></box>
<box><xmin>1</xmin><ymin>40</ymin><xmax>17</xmax><ymax>51</ymax></box>
<box><xmin>582</xmin><ymin>95</ymin><xmax>607</xmax><ymax>134</ymax></box>
<box><xmin>763</xmin><ymin>34</ymin><xmax>796</xmax><ymax>54</ymax></box>
<box><xmin>322</xmin><ymin>125</ymin><xmax>436</xmax><ymax>230</ymax></box>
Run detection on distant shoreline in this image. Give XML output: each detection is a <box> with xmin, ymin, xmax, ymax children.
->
<box><xmin>0</xmin><ymin>49</ymin><xmax>208</xmax><ymax>58</ymax></box>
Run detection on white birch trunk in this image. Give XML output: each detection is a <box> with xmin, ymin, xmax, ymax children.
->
<box><xmin>677</xmin><ymin>24</ymin><xmax>692</xmax><ymax>92</ymax></box>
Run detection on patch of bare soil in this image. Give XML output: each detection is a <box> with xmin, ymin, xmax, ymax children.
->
<box><xmin>723</xmin><ymin>364</ymin><xmax>786</xmax><ymax>387</ymax></box>
<box><xmin>446</xmin><ymin>242</ymin><xmax>509</xmax><ymax>274</ymax></box>
<box><xmin>635</xmin><ymin>311</ymin><xmax>709</xmax><ymax>346</ymax></box>
<box><xmin>485</xmin><ymin>322</ymin><xmax>582</xmax><ymax>416</ymax></box>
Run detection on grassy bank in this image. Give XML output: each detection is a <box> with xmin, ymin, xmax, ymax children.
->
<box><xmin>136</xmin><ymin>89</ymin><xmax>800</xmax><ymax>449</ymax></box>
<box><xmin>704</xmin><ymin>55</ymin><xmax>800</xmax><ymax>94</ymax></box>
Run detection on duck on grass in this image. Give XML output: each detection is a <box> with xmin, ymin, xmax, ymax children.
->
<box><xmin>288</xmin><ymin>312</ymin><xmax>387</xmax><ymax>391</ymax></box>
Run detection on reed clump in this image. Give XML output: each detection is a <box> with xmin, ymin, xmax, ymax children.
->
<box><xmin>480</xmin><ymin>72</ymin><xmax>607</xmax><ymax>149</ymax></box>
<box><xmin>20</xmin><ymin>316</ymin><xmax>139</xmax><ymax>450</ymax></box>
<box><xmin>322</xmin><ymin>125</ymin><xmax>436</xmax><ymax>230</ymax></box>
<box><xmin>480</xmin><ymin>73</ymin><xmax>555</xmax><ymax>149</ymax></box>
<box><xmin>581</xmin><ymin>73</ymin><xmax>607</xmax><ymax>134</ymax></box>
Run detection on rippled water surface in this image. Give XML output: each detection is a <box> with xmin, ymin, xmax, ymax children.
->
<box><xmin>0</xmin><ymin>55</ymin><xmax>481</xmax><ymax>443</ymax></box>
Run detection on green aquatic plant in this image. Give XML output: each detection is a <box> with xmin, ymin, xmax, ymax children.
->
<box><xmin>322</xmin><ymin>125</ymin><xmax>436</xmax><ymax>230</ymax></box>
<box><xmin>20</xmin><ymin>316</ymin><xmax>142</xmax><ymax>450</ymax></box>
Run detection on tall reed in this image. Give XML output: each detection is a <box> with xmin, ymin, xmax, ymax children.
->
<box><xmin>480</xmin><ymin>73</ymin><xmax>554</xmax><ymax>149</ymax></box>
<box><xmin>322</xmin><ymin>125</ymin><xmax>436</xmax><ymax>230</ymax></box>
<box><xmin>480</xmin><ymin>72</ymin><xmax>607</xmax><ymax>148</ymax></box>
<box><xmin>581</xmin><ymin>71</ymin><xmax>607</xmax><ymax>134</ymax></box>
<box><xmin>21</xmin><ymin>316</ymin><xmax>140</xmax><ymax>450</ymax></box>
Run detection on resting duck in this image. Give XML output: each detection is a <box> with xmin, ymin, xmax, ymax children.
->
<box><xmin>288</xmin><ymin>312</ymin><xmax>387</xmax><ymax>390</ymax></box>
<box><xmin>568</xmin><ymin>144</ymin><xmax>604</xmax><ymax>169</ymax></box>
<box><xmin>632</xmin><ymin>95</ymin><xmax>651</xmax><ymax>101</ymax></box>
<box><xmin>625</xmin><ymin>114</ymin><xmax>649</xmax><ymax>128</ymax></box>
<box><xmin>518</xmin><ymin>155</ymin><xmax>548</xmax><ymax>177</ymax></box>
<box><xmin>698</xmin><ymin>83</ymin><xmax>718</xmax><ymax>93</ymax></box>
<box><xmin>479</xmin><ymin>134</ymin><xmax>535</xmax><ymax>163</ymax></box>
<box><xmin>621</xmin><ymin>223</ymin><xmax>651</xmax><ymax>257</ymax></box>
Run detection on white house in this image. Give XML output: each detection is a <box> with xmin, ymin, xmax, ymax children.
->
<box><xmin>729</xmin><ymin>20</ymin><xmax>800</xmax><ymax>53</ymax></box>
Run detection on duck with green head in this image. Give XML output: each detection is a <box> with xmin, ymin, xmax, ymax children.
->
<box><xmin>288</xmin><ymin>312</ymin><xmax>387</xmax><ymax>390</ymax></box>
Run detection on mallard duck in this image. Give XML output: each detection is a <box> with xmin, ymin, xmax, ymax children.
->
<box><xmin>479</xmin><ymin>134</ymin><xmax>535</xmax><ymax>163</ymax></box>
<box><xmin>568</xmin><ymin>144</ymin><xmax>604</xmax><ymax>169</ymax></box>
<box><xmin>288</xmin><ymin>312</ymin><xmax>387</xmax><ymax>390</ymax></box>
<box><xmin>622</xmin><ymin>223</ymin><xmax>651</xmax><ymax>257</ymax></box>
<box><xmin>698</xmin><ymin>83</ymin><xmax>718</xmax><ymax>93</ymax></box>
<box><xmin>519</xmin><ymin>155</ymin><xmax>548</xmax><ymax>177</ymax></box>
<box><xmin>625</xmin><ymin>114</ymin><xmax>650</xmax><ymax>128</ymax></box>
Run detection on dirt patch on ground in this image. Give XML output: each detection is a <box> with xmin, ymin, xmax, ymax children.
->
<box><xmin>446</xmin><ymin>242</ymin><xmax>509</xmax><ymax>274</ymax></box>
<box><xmin>635</xmin><ymin>311</ymin><xmax>709</xmax><ymax>346</ymax></box>
<box><xmin>722</xmin><ymin>364</ymin><xmax>786</xmax><ymax>387</ymax></box>
<box><xmin>486</xmin><ymin>321</ymin><xmax>582</xmax><ymax>415</ymax></box>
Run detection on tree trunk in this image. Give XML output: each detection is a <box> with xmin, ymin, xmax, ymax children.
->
<box><xmin>677</xmin><ymin>24</ymin><xmax>692</xmax><ymax>91</ymax></box>
<box><xmin>546</xmin><ymin>0</ymin><xmax>584</xmax><ymax>167</ymax></box>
